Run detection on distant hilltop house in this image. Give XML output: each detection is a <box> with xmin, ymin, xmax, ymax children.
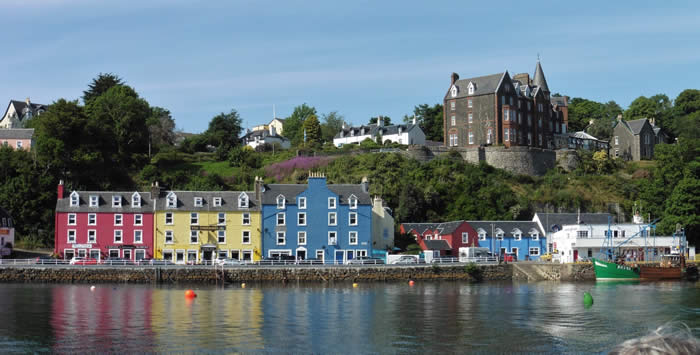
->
<box><xmin>242</xmin><ymin>125</ymin><xmax>291</xmax><ymax>150</ymax></box>
<box><xmin>612</xmin><ymin>116</ymin><xmax>667</xmax><ymax>161</ymax></box>
<box><xmin>333</xmin><ymin>117</ymin><xmax>426</xmax><ymax>147</ymax></box>
<box><xmin>1</xmin><ymin>98</ymin><xmax>46</xmax><ymax>129</ymax></box>
<box><xmin>0</xmin><ymin>128</ymin><xmax>35</xmax><ymax>151</ymax></box>
<box><xmin>252</xmin><ymin>117</ymin><xmax>286</xmax><ymax>136</ymax></box>
<box><xmin>0</xmin><ymin>206</ymin><xmax>15</xmax><ymax>257</ymax></box>
<box><xmin>554</xmin><ymin>130</ymin><xmax>610</xmax><ymax>152</ymax></box>
<box><xmin>443</xmin><ymin>60</ymin><xmax>567</xmax><ymax>149</ymax></box>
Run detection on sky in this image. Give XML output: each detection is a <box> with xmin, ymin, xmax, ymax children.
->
<box><xmin>2</xmin><ymin>0</ymin><xmax>699</xmax><ymax>133</ymax></box>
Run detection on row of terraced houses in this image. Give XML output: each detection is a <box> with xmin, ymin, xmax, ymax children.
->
<box><xmin>54</xmin><ymin>174</ymin><xmax>395</xmax><ymax>264</ymax></box>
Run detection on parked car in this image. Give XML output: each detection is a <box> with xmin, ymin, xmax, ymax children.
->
<box><xmin>69</xmin><ymin>257</ymin><xmax>98</xmax><ymax>265</ymax></box>
<box><xmin>347</xmin><ymin>256</ymin><xmax>385</xmax><ymax>265</ymax></box>
<box><xmin>502</xmin><ymin>254</ymin><xmax>517</xmax><ymax>262</ymax></box>
<box><xmin>540</xmin><ymin>253</ymin><xmax>553</xmax><ymax>262</ymax></box>
<box><xmin>392</xmin><ymin>256</ymin><xmax>418</xmax><ymax>265</ymax></box>
<box><xmin>259</xmin><ymin>255</ymin><xmax>297</xmax><ymax>265</ymax></box>
<box><xmin>34</xmin><ymin>255</ymin><xmax>56</xmax><ymax>264</ymax></box>
<box><xmin>102</xmin><ymin>257</ymin><xmax>132</xmax><ymax>265</ymax></box>
<box><xmin>215</xmin><ymin>258</ymin><xmax>241</xmax><ymax>266</ymax></box>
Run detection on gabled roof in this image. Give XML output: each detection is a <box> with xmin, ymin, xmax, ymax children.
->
<box><xmin>401</xmin><ymin>220</ymin><xmax>466</xmax><ymax>235</ymax></box>
<box><xmin>261</xmin><ymin>183</ymin><xmax>371</xmax><ymax>205</ymax></box>
<box><xmin>242</xmin><ymin>129</ymin><xmax>289</xmax><ymax>141</ymax></box>
<box><xmin>2</xmin><ymin>100</ymin><xmax>46</xmax><ymax>122</ymax></box>
<box><xmin>448</xmin><ymin>72</ymin><xmax>505</xmax><ymax>99</ymax></box>
<box><xmin>533</xmin><ymin>212</ymin><xmax>614</xmax><ymax>233</ymax></box>
<box><xmin>423</xmin><ymin>239</ymin><xmax>452</xmax><ymax>251</ymax></box>
<box><xmin>56</xmin><ymin>191</ymin><xmax>154</xmax><ymax>213</ymax></box>
<box><xmin>334</xmin><ymin>123</ymin><xmax>422</xmax><ymax>139</ymax></box>
<box><xmin>466</xmin><ymin>221</ymin><xmax>544</xmax><ymax>236</ymax></box>
<box><xmin>0</xmin><ymin>128</ymin><xmax>34</xmax><ymax>139</ymax></box>
<box><xmin>155</xmin><ymin>191</ymin><xmax>260</xmax><ymax>211</ymax></box>
<box><xmin>613</xmin><ymin>118</ymin><xmax>651</xmax><ymax>136</ymax></box>
<box><xmin>533</xmin><ymin>61</ymin><xmax>549</xmax><ymax>93</ymax></box>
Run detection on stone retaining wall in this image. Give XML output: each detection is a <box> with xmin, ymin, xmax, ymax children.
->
<box><xmin>0</xmin><ymin>263</ymin><xmax>595</xmax><ymax>284</ymax></box>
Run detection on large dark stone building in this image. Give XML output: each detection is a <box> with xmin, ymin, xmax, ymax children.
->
<box><xmin>443</xmin><ymin>61</ymin><xmax>568</xmax><ymax>149</ymax></box>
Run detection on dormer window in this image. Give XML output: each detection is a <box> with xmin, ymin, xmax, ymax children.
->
<box><xmin>277</xmin><ymin>195</ymin><xmax>285</xmax><ymax>209</ymax></box>
<box><xmin>70</xmin><ymin>191</ymin><xmax>79</xmax><ymax>207</ymax></box>
<box><xmin>350</xmin><ymin>130</ymin><xmax>355</xmax><ymax>137</ymax></box>
<box><xmin>512</xmin><ymin>229</ymin><xmax>522</xmax><ymax>241</ymax></box>
<box><xmin>166</xmin><ymin>192</ymin><xmax>177</xmax><ymax>208</ymax></box>
<box><xmin>112</xmin><ymin>196</ymin><xmax>122</xmax><ymax>208</ymax></box>
<box><xmin>478</xmin><ymin>228</ymin><xmax>486</xmax><ymax>241</ymax></box>
<box><xmin>194</xmin><ymin>197</ymin><xmax>203</xmax><ymax>207</ymax></box>
<box><xmin>213</xmin><ymin>197</ymin><xmax>222</xmax><ymax>207</ymax></box>
<box><xmin>495</xmin><ymin>228</ymin><xmax>504</xmax><ymax>240</ymax></box>
<box><xmin>328</xmin><ymin>197</ymin><xmax>336</xmax><ymax>209</ymax></box>
<box><xmin>349</xmin><ymin>195</ymin><xmax>358</xmax><ymax>209</ymax></box>
<box><xmin>89</xmin><ymin>195</ymin><xmax>98</xmax><ymax>207</ymax></box>
<box><xmin>529</xmin><ymin>229</ymin><xmax>540</xmax><ymax>240</ymax></box>
<box><xmin>467</xmin><ymin>82</ymin><xmax>475</xmax><ymax>95</ymax></box>
<box><xmin>238</xmin><ymin>193</ymin><xmax>249</xmax><ymax>208</ymax></box>
<box><xmin>132</xmin><ymin>192</ymin><xmax>141</xmax><ymax>208</ymax></box>
<box><xmin>450</xmin><ymin>85</ymin><xmax>458</xmax><ymax>97</ymax></box>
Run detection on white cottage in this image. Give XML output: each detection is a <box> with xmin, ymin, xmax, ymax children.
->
<box><xmin>333</xmin><ymin>117</ymin><xmax>426</xmax><ymax>147</ymax></box>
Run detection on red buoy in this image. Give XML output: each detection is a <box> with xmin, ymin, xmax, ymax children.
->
<box><xmin>185</xmin><ymin>289</ymin><xmax>197</xmax><ymax>298</ymax></box>
<box><xmin>409</xmin><ymin>280</ymin><xmax>415</xmax><ymax>286</ymax></box>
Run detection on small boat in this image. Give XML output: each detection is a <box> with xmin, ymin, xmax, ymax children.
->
<box><xmin>639</xmin><ymin>254</ymin><xmax>683</xmax><ymax>280</ymax></box>
<box><xmin>591</xmin><ymin>258</ymin><xmax>640</xmax><ymax>280</ymax></box>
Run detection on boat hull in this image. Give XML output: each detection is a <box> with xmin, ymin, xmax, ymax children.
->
<box><xmin>592</xmin><ymin>258</ymin><xmax>640</xmax><ymax>280</ymax></box>
<box><xmin>639</xmin><ymin>266</ymin><xmax>682</xmax><ymax>280</ymax></box>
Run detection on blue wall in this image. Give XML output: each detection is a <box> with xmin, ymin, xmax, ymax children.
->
<box><xmin>262</xmin><ymin>177</ymin><xmax>372</xmax><ymax>263</ymax></box>
<box><xmin>477</xmin><ymin>236</ymin><xmax>547</xmax><ymax>260</ymax></box>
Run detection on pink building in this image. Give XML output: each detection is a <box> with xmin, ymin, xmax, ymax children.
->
<box><xmin>0</xmin><ymin>128</ymin><xmax>34</xmax><ymax>150</ymax></box>
<box><xmin>54</xmin><ymin>181</ymin><xmax>155</xmax><ymax>262</ymax></box>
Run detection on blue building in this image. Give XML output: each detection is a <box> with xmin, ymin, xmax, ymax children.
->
<box><xmin>467</xmin><ymin>221</ymin><xmax>546</xmax><ymax>261</ymax></box>
<box><xmin>259</xmin><ymin>173</ymin><xmax>372</xmax><ymax>263</ymax></box>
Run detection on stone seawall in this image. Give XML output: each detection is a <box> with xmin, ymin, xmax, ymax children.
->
<box><xmin>0</xmin><ymin>263</ymin><xmax>595</xmax><ymax>284</ymax></box>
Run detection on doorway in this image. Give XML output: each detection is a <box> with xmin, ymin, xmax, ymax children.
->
<box><xmin>296</xmin><ymin>249</ymin><xmax>306</xmax><ymax>260</ymax></box>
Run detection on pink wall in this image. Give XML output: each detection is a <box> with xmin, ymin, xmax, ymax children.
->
<box><xmin>1</xmin><ymin>138</ymin><xmax>32</xmax><ymax>150</ymax></box>
<box><xmin>55</xmin><ymin>212</ymin><xmax>154</xmax><ymax>260</ymax></box>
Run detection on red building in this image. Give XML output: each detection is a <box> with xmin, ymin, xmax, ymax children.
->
<box><xmin>400</xmin><ymin>221</ymin><xmax>478</xmax><ymax>256</ymax></box>
<box><xmin>54</xmin><ymin>181</ymin><xmax>155</xmax><ymax>262</ymax></box>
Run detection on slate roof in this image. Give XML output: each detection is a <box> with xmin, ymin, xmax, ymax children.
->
<box><xmin>155</xmin><ymin>191</ymin><xmax>260</xmax><ymax>211</ymax></box>
<box><xmin>533</xmin><ymin>61</ymin><xmax>549</xmax><ymax>93</ymax></box>
<box><xmin>448</xmin><ymin>72</ymin><xmax>505</xmax><ymax>99</ymax></box>
<box><xmin>57</xmin><ymin>191</ymin><xmax>155</xmax><ymax>213</ymax></box>
<box><xmin>334</xmin><ymin>123</ymin><xmax>422</xmax><ymax>139</ymax></box>
<box><xmin>423</xmin><ymin>239</ymin><xmax>452</xmax><ymax>251</ymax></box>
<box><xmin>551</xmin><ymin>96</ymin><xmax>568</xmax><ymax>106</ymax></box>
<box><xmin>533</xmin><ymin>212</ymin><xmax>614</xmax><ymax>233</ymax></box>
<box><xmin>570</xmin><ymin>131</ymin><xmax>607</xmax><ymax>142</ymax></box>
<box><xmin>2</xmin><ymin>100</ymin><xmax>46</xmax><ymax>122</ymax></box>
<box><xmin>242</xmin><ymin>129</ymin><xmax>289</xmax><ymax>141</ymax></box>
<box><xmin>466</xmin><ymin>221</ymin><xmax>544</xmax><ymax>236</ymax></box>
<box><xmin>401</xmin><ymin>221</ymin><xmax>465</xmax><ymax>235</ymax></box>
<box><xmin>0</xmin><ymin>128</ymin><xmax>34</xmax><ymax>139</ymax></box>
<box><xmin>261</xmin><ymin>183</ymin><xmax>371</xmax><ymax>205</ymax></box>
<box><xmin>625</xmin><ymin>119</ymin><xmax>648</xmax><ymax>135</ymax></box>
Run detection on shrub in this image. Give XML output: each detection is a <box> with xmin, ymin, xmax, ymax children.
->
<box><xmin>465</xmin><ymin>262</ymin><xmax>483</xmax><ymax>281</ymax></box>
<box><xmin>264</xmin><ymin>156</ymin><xmax>335</xmax><ymax>181</ymax></box>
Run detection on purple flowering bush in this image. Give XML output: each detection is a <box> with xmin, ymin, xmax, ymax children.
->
<box><xmin>265</xmin><ymin>156</ymin><xmax>335</xmax><ymax>181</ymax></box>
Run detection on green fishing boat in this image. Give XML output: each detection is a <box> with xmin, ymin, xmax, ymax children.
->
<box><xmin>591</xmin><ymin>258</ymin><xmax>640</xmax><ymax>281</ymax></box>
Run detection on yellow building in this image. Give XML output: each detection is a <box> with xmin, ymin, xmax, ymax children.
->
<box><xmin>153</xmin><ymin>189</ymin><xmax>262</xmax><ymax>263</ymax></box>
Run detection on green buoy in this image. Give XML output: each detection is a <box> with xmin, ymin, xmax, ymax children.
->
<box><xmin>583</xmin><ymin>291</ymin><xmax>594</xmax><ymax>307</ymax></box>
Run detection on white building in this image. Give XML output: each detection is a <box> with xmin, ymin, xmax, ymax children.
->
<box><xmin>532</xmin><ymin>212</ymin><xmax>614</xmax><ymax>253</ymax></box>
<box><xmin>333</xmin><ymin>117</ymin><xmax>426</xmax><ymax>147</ymax></box>
<box><xmin>551</xmin><ymin>223</ymin><xmax>680</xmax><ymax>263</ymax></box>
<box><xmin>1</xmin><ymin>98</ymin><xmax>46</xmax><ymax>128</ymax></box>
<box><xmin>242</xmin><ymin>125</ymin><xmax>291</xmax><ymax>150</ymax></box>
<box><xmin>371</xmin><ymin>196</ymin><xmax>394</xmax><ymax>251</ymax></box>
<box><xmin>0</xmin><ymin>206</ymin><xmax>15</xmax><ymax>257</ymax></box>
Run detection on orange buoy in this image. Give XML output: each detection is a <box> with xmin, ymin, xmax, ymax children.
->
<box><xmin>409</xmin><ymin>280</ymin><xmax>415</xmax><ymax>286</ymax></box>
<box><xmin>352</xmin><ymin>283</ymin><xmax>358</xmax><ymax>288</ymax></box>
<box><xmin>185</xmin><ymin>289</ymin><xmax>197</xmax><ymax>298</ymax></box>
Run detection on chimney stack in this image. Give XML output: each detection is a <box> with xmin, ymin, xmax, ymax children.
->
<box><xmin>361</xmin><ymin>176</ymin><xmax>369</xmax><ymax>193</ymax></box>
<box><xmin>254</xmin><ymin>176</ymin><xmax>263</xmax><ymax>202</ymax></box>
<box><xmin>150</xmin><ymin>181</ymin><xmax>161</xmax><ymax>199</ymax></box>
<box><xmin>378</xmin><ymin>116</ymin><xmax>383</xmax><ymax>127</ymax></box>
<box><xmin>451</xmin><ymin>72</ymin><xmax>459</xmax><ymax>85</ymax></box>
<box><xmin>412</xmin><ymin>115</ymin><xmax>417</xmax><ymax>125</ymax></box>
<box><xmin>25</xmin><ymin>97</ymin><xmax>31</xmax><ymax>105</ymax></box>
<box><xmin>57</xmin><ymin>180</ymin><xmax>64</xmax><ymax>200</ymax></box>
<box><xmin>617</xmin><ymin>114</ymin><xmax>623</xmax><ymax>121</ymax></box>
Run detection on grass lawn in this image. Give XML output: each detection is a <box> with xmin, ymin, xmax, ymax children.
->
<box><xmin>192</xmin><ymin>161</ymin><xmax>236</xmax><ymax>176</ymax></box>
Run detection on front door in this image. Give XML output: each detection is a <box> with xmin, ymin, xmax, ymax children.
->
<box><xmin>573</xmin><ymin>250</ymin><xmax>578</xmax><ymax>262</ymax></box>
<box><xmin>335</xmin><ymin>250</ymin><xmax>344</xmax><ymax>264</ymax></box>
<box><xmin>346</xmin><ymin>250</ymin><xmax>354</xmax><ymax>261</ymax></box>
<box><xmin>297</xmin><ymin>249</ymin><xmax>306</xmax><ymax>260</ymax></box>
<box><xmin>203</xmin><ymin>250</ymin><xmax>213</xmax><ymax>262</ymax></box>
<box><xmin>500</xmin><ymin>248</ymin><xmax>506</xmax><ymax>258</ymax></box>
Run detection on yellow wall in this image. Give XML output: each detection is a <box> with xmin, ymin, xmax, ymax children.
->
<box><xmin>154</xmin><ymin>210</ymin><xmax>262</xmax><ymax>262</ymax></box>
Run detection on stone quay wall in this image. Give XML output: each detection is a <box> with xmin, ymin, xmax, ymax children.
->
<box><xmin>0</xmin><ymin>263</ymin><xmax>595</xmax><ymax>284</ymax></box>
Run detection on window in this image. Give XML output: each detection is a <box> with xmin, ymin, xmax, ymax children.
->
<box><xmin>277</xmin><ymin>212</ymin><xmax>285</xmax><ymax>226</ymax></box>
<box><xmin>527</xmin><ymin>114</ymin><xmax>532</xmax><ymax>126</ymax></box>
<box><xmin>529</xmin><ymin>247</ymin><xmax>540</xmax><ymax>256</ymax></box>
<box><xmin>316</xmin><ymin>250</ymin><xmax>324</xmax><ymax>261</ymax></box>
<box><xmin>165</xmin><ymin>212</ymin><xmax>173</xmax><ymax>225</ymax></box>
<box><xmin>238</xmin><ymin>193</ymin><xmax>249</xmax><ymax>208</ymax></box>
<box><xmin>16</xmin><ymin>141</ymin><xmax>22</xmax><ymax>149</ymax></box>
<box><xmin>165</xmin><ymin>230</ymin><xmax>173</xmax><ymax>244</ymax></box>
<box><xmin>276</xmin><ymin>231</ymin><xmax>286</xmax><ymax>245</ymax></box>
<box><xmin>134</xmin><ymin>230</ymin><xmax>143</xmax><ymax>243</ymax></box>
<box><xmin>187</xmin><ymin>250</ymin><xmax>197</xmax><ymax>263</ymax></box>
<box><xmin>132</xmin><ymin>193</ymin><xmax>141</xmax><ymax>208</ymax></box>
<box><xmin>504</xmin><ymin>128</ymin><xmax>509</xmax><ymax>142</ymax></box>
<box><xmin>615</xmin><ymin>149</ymin><xmax>619</xmax><ymax>157</ymax></box>
<box><xmin>504</xmin><ymin>109</ymin><xmax>509</xmax><ymax>121</ymax></box>
<box><xmin>190</xmin><ymin>212</ymin><xmax>198</xmax><ymax>225</ymax></box>
<box><xmin>166</xmin><ymin>193</ymin><xmax>177</xmax><ymax>208</ymax></box>
<box><xmin>218</xmin><ymin>230</ymin><xmax>226</xmax><ymax>244</ymax></box>
<box><xmin>110</xmin><ymin>196</ymin><xmax>120</xmax><ymax>208</ymax></box>
<box><xmin>451</xmin><ymin>115</ymin><xmax>456</xmax><ymax>126</ymax></box>
<box><xmin>538</xmin><ymin>134</ymin><xmax>543</xmax><ymax>146</ymax></box>
<box><xmin>530</xmin><ymin>230</ymin><xmax>539</xmax><ymax>240</ymax></box>
<box><xmin>577</xmin><ymin>230</ymin><xmax>589</xmax><ymax>238</ymax></box>
<box><xmin>88</xmin><ymin>230</ymin><xmax>96</xmax><ymax>243</ymax></box>
<box><xmin>468</xmin><ymin>113</ymin><xmax>473</xmax><ymax>123</ymax></box>
<box><xmin>496</xmin><ymin>229</ymin><xmax>504</xmax><ymax>240</ymax></box>
<box><xmin>513</xmin><ymin>230</ymin><xmax>522</xmax><ymax>241</ymax></box>
<box><xmin>328</xmin><ymin>197</ymin><xmax>336</xmax><ymax>209</ymax></box>
<box><xmin>501</xmin><ymin>96</ymin><xmax>505</xmax><ymax>105</ymax></box>
<box><xmin>68</xmin><ymin>214</ymin><xmax>76</xmax><ymax>225</ymax></box>
<box><xmin>134</xmin><ymin>214</ymin><xmax>143</xmax><ymax>226</ymax></box>
<box><xmin>527</xmin><ymin>133</ymin><xmax>532</xmax><ymax>145</ymax></box>
<box><xmin>615</xmin><ymin>136</ymin><xmax>619</xmax><ymax>145</ymax></box>
<box><xmin>213</xmin><ymin>197</ymin><xmax>222</xmax><ymax>207</ymax></box>
<box><xmin>449</xmin><ymin>133</ymin><xmax>458</xmax><ymax>146</ymax></box>
<box><xmin>349</xmin><ymin>231</ymin><xmax>358</xmax><ymax>245</ymax></box>
<box><xmin>114</xmin><ymin>214</ymin><xmax>123</xmax><ymax>226</ymax></box>
<box><xmin>450</xmin><ymin>101</ymin><xmax>456</xmax><ymax>110</ymax></box>
<box><xmin>67</xmin><ymin>230</ymin><xmax>76</xmax><ymax>243</ymax></box>
<box><xmin>242</xmin><ymin>250</ymin><xmax>252</xmax><ymax>261</ymax></box>
<box><xmin>468</xmin><ymin>84</ymin><xmax>474</xmax><ymax>95</ymax></box>
<box><xmin>114</xmin><ymin>230</ymin><xmax>122</xmax><ymax>243</ymax></box>
<box><xmin>462</xmin><ymin>232</ymin><xmax>468</xmax><ymax>243</ymax></box>
<box><xmin>469</xmin><ymin>131</ymin><xmax>474</xmax><ymax>144</ymax></box>
<box><xmin>190</xmin><ymin>230</ymin><xmax>198</xmax><ymax>244</ymax></box>
<box><xmin>194</xmin><ymin>197</ymin><xmax>203</xmax><ymax>207</ymax></box>
<box><xmin>277</xmin><ymin>195</ymin><xmax>285</xmax><ymax>209</ymax></box>
<box><xmin>242</xmin><ymin>213</ymin><xmax>250</xmax><ymax>225</ymax></box>
<box><xmin>349</xmin><ymin>212</ymin><xmax>357</xmax><ymax>226</ymax></box>
<box><xmin>70</xmin><ymin>192</ymin><xmax>79</xmax><ymax>207</ymax></box>
<box><xmin>298</xmin><ymin>231</ymin><xmax>306</xmax><ymax>245</ymax></box>
<box><xmin>328</xmin><ymin>212</ymin><xmax>337</xmax><ymax>226</ymax></box>
<box><xmin>328</xmin><ymin>231</ymin><xmax>337</xmax><ymax>245</ymax></box>
<box><xmin>349</xmin><ymin>195</ymin><xmax>358</xmax><ymax>209</ymax></box>
<box><xmin>487</xmin><ymin>128</ymin><xmax>493</xmax><ymax>144</ymax></box>
<box><xmin>218</xmin><ymin>212</ymin><xmax>225</xmax><ymax>225</ymax></box>
<box><xmin>298</xmin><ymin>197</ymin><xmax>306</xmax><ymax>209</ymax></box>
<box><xmin>298</xmin><ymin>212</ymin><xmax>306</xmax><ymax>226</ymax></box>
<box><xmin>478</xmin><ymin>229</ymin><xmax>486</xmax><ymax>241</ymax></box>
<box><xmin>468</xmin><ymin>99</ymin><xmax>473</xmax><ymax>108</ymax></box>
<box><xmin>241</xmin><ymin>230</ymin><xmax>251</xmax><ymax>244</ymax></box>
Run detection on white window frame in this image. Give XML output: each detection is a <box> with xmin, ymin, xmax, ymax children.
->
<box><xmin>134</xmin><ymin>249</ymin><xmax>146</xmax><ymax>261</ymax></box>
<box><xmin>450</xmin><ymin>101</ymin><xmax>456</xmax><ymax>110</ymax></box>
<box><xmin>194</xmin><ymin>197</ymin><xmax>203</xmax><ymax>207</ymax></box>
<box><xmin>213</xmin><ymin>197</ymin><xmax>222</xmax><ymax>207</ymax></box>
<box><xmin>349</xmin><ymin>212</ymin><xmax>358</xmax><ymax>226</ymax></box>
<box><xmin>328</xmin><ymin>212</ymin><xmax>337</xmax><ymax>226</ymax></box>
<box><xmin>349</xmin><ymin>195</ymin><xmax>358</xmax><ymax>209</ymax></box>
<box><xmin>114</xmin><ymin>230</ymin><xmax>123</xmax><ymax>243</ymax></box>
<box><xmin>87</xmin><ymin>230</ymin><xmax>96</xmax><ymax>243</ymax></box>
<box><xmin>70</xmin><ymin>192</ymin><xmax>79</xmax><ymax>207</ymax></box>
<box><xmin>238</xmin><ymin>193</ymin><xmax>249</xmax><ymax>208</ymax></box>
<box><xmin>112</xmin><ymin>195</ymin><xmax>122</xmax><ymax>208</ymax></box>
<box><xmin>165</xmin><ymin>212</ymin><xmax>173</xmax><ymax>225</ymax></box>
<box><xmin>468</xmin><ymin>112</ymin><xmax>473</xmax><ymax>123</ymax></box>
<box><xmin>114</xmin><ymin>214</ymin><xmax>123</xmax><ymax>226</ymax></box>
<box><xmin>134</xmin><ymin>214</ymin><xmax>143</xmax><ymax>226</ymax></box>
<box><xmin>530</xmin><ymin>231</ymin><xmax>539</xmax><ymax>241</ymax></box>
<box><xmin>190</xmin><ymin>230</ymin><xmax>199</xmax><ymax>244</ymax></box>
<box><xmin>109</xmin><ymin>249</ymin><xmax>120</xmax><ymax>258</ymax></box>
<box><xmin>298</xmin><ymin>197</ymin><xmax>306</xmax><ymax>209</ymax></box>
<box><xmin>67</xmin><ymin>229</ymin><xmax>76</xmax><ymax>243</ymax></box>
<box><xmin>615</xmin><ymin>136</ymin><xmax>619</xmax><ymax>145</ymax></box>
<box><xmin>218</xmin><ymin>212</ymin><xmax>226</xmax><ymax>225</ymax></box>
<box><xmin>162</xmin><ymin>249</ymin><xmax>174</xmax><ymax>261</ymax></box>
<box><xmin>529</xmin><ymin>247</ymin><xmax>540</xmax><ymax>256</ymax></box>
<box><xmin>451</xmin><ymin>115</ymin><xmax>456</xmax><ymax>126</ymax></box>
<box><xmin>468</xmin><ymin>131</ymin><xmax>474</xmax><ymax>144</ymax></box>
<box><xmin>64</xmin><ymin>249</ymin><xmax>75</xmax><ymax>260</ymax></box>
<box><xmin>190</xmin><ymin>212</ymin><xmax>199</xmax><ymax>225</ymax></box>
<box><xmin>167</xmin><ymin>193</ymin><xmax>177</xmax><ymax>208</ymax></box>
<box><xmin>328</xmin><ymin>231</ymin><xmax>337</xmax><ymax>245</ymax></box>
<box><xmin>89</xmin><ymin>195</ymin><xmax>98</xmax><ymax>207</ymax></box>
<box><xmin>479</xmin><ymin>232</ymin><xmax>486</xmax><ymax>241</ymax></box>
<box><xmin>328</xmin><ymin>197</ymin><xmax>336</xmax><ymax>209</ymax></box>
<box><xmin>462</xmin><ymin>232</ymin><xmax>468</xmax><ymax>243</ymax></box>
<box><xmin>218</xmin><ymin>230</ymin><xmax>226</xmax><ymax>244</ymax></box>
<box><xmin>132</xmin><ymin>192</ymin><xmax>141</xmax><ymax>208</ymax></box>
<box><xmin>276</xmin><ymin>231</ymin><xmax>286</xmax><ymax>245</ymax></box>
<box><xmin>277</xmin><ymin>195</ymin><xmax>285</xmax><ymax>209</ymax></box>
<box><xmin>277</xmin><ymin>212</ymin><xmax>285</xmax><ymax>226</ymax></box>
<box><xmin>349</xmin><ymin>231</ymin><xmax>358</xmax><ymax>245</ymax></box>
<box><xmin>242</xmin><ymin>230</ymin><xmax>251</xmax><ymax>244</ymax></box>
<box><xmin>298</xmin><ymin>231</ymin><xmax>307</xmax><ymax>245</ymax></box>
<box><xmin>496</xmin><ymin>229</ymin><xmax>504</xmax><ymax>241</ymax></box>
<box><xmin>134</xmin><ymin>230</ymin><xmax>143</xmax><ymax>244</ymax></box>
<box><xmin>68</xmin><ymin>213</ymin><xmax>76</xmax><ymax>225</ymax></box>
<box><xmin>242</xmin><ymin>213</ymin><xmax>250</xmax><ymax>225</ymax></box>
<box><xmin>298</xmin><ymin>212</ymin><xmax>306</xmax><ymax>226</ymax></box>
<box><xmin>165</xmin><ymin>230</ymin><xmax>174</xmax><ymax>244</ymax></box>
<box><xmin>468</xmin><ymin>99</ymin><xmax>473</xmax><ymax>108</ymax></box>
<box><xmin>513</xmin><ymin>230</ymin><xmax>522</xmax><ymax>241</ymax></box>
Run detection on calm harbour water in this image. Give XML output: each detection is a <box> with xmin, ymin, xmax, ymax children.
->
<box><xmin>0</xmin><ymin>281</ymin><xmax>698</xmax><ymax>353</ymax></box>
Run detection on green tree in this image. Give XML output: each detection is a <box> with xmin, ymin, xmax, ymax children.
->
<box><xmin>321</xmin><ymin>111</ymin><xmax>345</xmax><ymax>143</ymax></box>
<box><xmin>82</xmin><ymin>73</ymin><xmax>123</xmax><ymax>104</ymax></box>
<box><xmin>369</xmin><ymin>116</ymin><xmax>391</xmax><ymax>125</ymax></box>
<box><xmin>283</xmin><ymin>104</ymin><xmax>317</xmax><ymax>146</ymax></box>
<box><xmin>302</xmin><ymin>114</ymin><xmax>322</xmax><ymax>146</ymax></box>
<box><xmin>204</xmin><ymin>109</ymin><xmax>243</xmax><ymax>152</ymax></box>
<box><xmin>625</xmin><ymin>94</ymin><xmax>672</xmax><ymax>129</ymax></box>
<box><xmin>405</xmin><ymin>104</ymin><xmax>443</xmax><ymax>142</ymax></box>
<box><xmin>147</xmin><ymin>107</ymin><xmax>176</xmax><ymax>156</ymax></box>
<box><xmin>659</xmin><ymin>177</ymin><xmax>700</xmax><ymax>246</ymax></box>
